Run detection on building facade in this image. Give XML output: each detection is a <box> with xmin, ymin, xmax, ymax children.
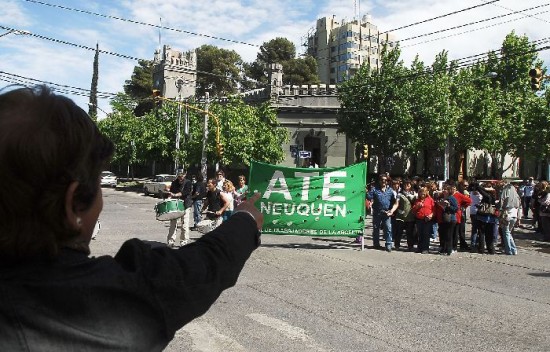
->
<box><xmin>152</xmin><ymin>45</ymin><xmax>197</xmax><ymax>99</ymax></box>
<box><xmin>306</xmin><ymin>15</ymin><xmax>397</xmax><ymax>84</ymax></box>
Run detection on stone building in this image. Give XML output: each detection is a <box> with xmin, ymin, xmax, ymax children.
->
<box><xmin>152</xmin><ymin>44</ymin><xmax>197</xmax><ymax>99</ymax></box>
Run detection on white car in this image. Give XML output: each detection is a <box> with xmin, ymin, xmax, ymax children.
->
<box><xmin>100</xmin><ymin>171</ymin><xmax>117</xmax><ymax>187</ymax></box>
<box><xmin>144</xmin><ymin>174</ymin><xmax>176</xmax><ymax>198</ymax></box>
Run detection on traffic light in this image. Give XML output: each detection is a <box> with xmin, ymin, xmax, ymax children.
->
<box><xmin>363</xmin><ymin>144</ymin><xmax>369</xmax><ymax>159</ymax></box>
<box><xmin>217</xmin><ymin>144</ymin><xmax>224</xmax><ymax>158</ymax></box>
<box><xmin>529</xmin><ymin>68</ymin><xmax>543</xmax><ymax>91</ymax></box>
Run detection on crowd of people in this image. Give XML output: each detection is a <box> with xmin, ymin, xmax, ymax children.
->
<box><xmin>365</xmin><ymin>174</ymin><xmax>550</xmax><ymax>255</ymax></box>
<box><xmin>165</xmin><ymin>168</ymin><xmax>250</xmax><ymax>246</ymax></box>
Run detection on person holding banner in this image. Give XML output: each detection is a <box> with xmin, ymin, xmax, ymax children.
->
<box><xmin>367</xmin><ymin>175</ymin><xmax>399</xmax><ymax>252</ymax></box>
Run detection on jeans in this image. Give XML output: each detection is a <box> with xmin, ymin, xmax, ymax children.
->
<box><xmin>500</xmin><ymin>217</ymin><xmax>517</xmax><ymax>254</ymax></box>
<box><xmin>193</xmin><ymin>200</ymin><xmax>203</xmax><ymax>226</ymax></box>
<box><xmin>372</xmin><ymin>211</ymin><xmax>392</xmax><ymax>248</ymax></box>
<box><xmin>470</xmin><ymin>214</ymin><xmax>479</xmax><ymax>247</ymax></box>
<box><xmin>431</xmin><ymin>222</ymin><xmax>438</xmax><ymax>240</ymax></box>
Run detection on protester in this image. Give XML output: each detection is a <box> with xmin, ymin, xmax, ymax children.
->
<box><xmin>434</xmin><ymin>185</ymin><xmax>459</xmax><ymax>255</ymax></box>
<box><xmin>366</xmin><ymin>174</ymin><xmax>398</xmax><ymax>252</ymax></box>
<box><xmin>215</xmin><ymin>170</ymin><xmax>226</xmax><ymax>191</ymax></box>
<box><xmin>233</xmin><ymin>175</ymin><xmax>249</xmax><ymax>207</ymax></box>
<box><xmin>520</xmin><ymin>177</ymin><xmax>535</xmax><ymax>218</ymax></box>
<box><xmin>537</xmin><ymin>184</ymin><xmax>550</xmax><ymax>241</ymax></box>
<box><xmin>448</xmin><ymin>180</ymin><xmax>472</xmax><ymax>251</ymax></box>
<box><xmin>411</xmin><ymin>187</ymin><xmax>435</xmax><ymax>254</ymax></box>
<box><xmin>166</xmin><ymin>170</ymin><xmax>193</xmax><ymax>247</ymax></box>
<box><xmin>202</xmin><ymin>178</ymin><xmax>229</xmax><ymax>230</ymax></box>
<box><xmin>221</xmin><ymin>180</ymin><xmax>236</xmax><ymax>222</ymax></box>
<box><xmin>475</xmin><ymin>183</ymin><xmax>498</xmax><ymax>254</ymax></box>
<box><xmin>0</xmin><ymin>85</ymin><xmax>263</xmax><ymax>350</ymax></box>
<box><xmin>191</xmin><ymin>174</ymin><xmax>207</xmax><ymax>230</ymax></box>
<box><xmin>498</xmin><ymin>180</ymin><xmax>521</xmax><ymax>255</ymax></box>
<box><xmin>468</xmin><ymin>184</ymin><xmax>484</xmax><ymax>251</ymax></box>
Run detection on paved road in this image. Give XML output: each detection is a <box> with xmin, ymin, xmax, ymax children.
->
<box><xmin>94</xmin><ymin>188</ymin><xmax>550</xmax><ymax>352</ymax></box>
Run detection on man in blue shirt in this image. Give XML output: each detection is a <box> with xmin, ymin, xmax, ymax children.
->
<box><xmin>367</xmin><ymin>175</ymin><xmax>399</xmax><ymax>252</ymax></box>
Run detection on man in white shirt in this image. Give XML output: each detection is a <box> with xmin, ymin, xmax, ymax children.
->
<box><xmin>520</xmin><ymin>177</ymin><xmax>535</xmax><ymax>218</ymax></box>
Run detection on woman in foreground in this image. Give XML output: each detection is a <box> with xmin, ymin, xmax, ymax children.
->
<box><xmin>0</xmin><ymin>85</ymin><xmax>263</xmax><ymax>351</ymax></box>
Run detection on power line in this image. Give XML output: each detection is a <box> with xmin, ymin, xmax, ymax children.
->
<box><xmin>398</xmin><ymin>3</ymin><xmax>550</xmax><ymax>42</ymax></box>
<box><xmin>481</xmin><ymin>0</ymin><xmax>550</xmax><ymax>24</ymax></box>
<box><xmin>380</xmin><ymin>0</ymin><xmax>502</xmax><ymax>34</ymax></box>
<box><xmin>22</xmin><ymin>0</ymin><xmax>260</xmax><ymax>48</ymax></box>
<box><xmin>0</xmin><ymin>25</ymin><xmax>259</xmax><ymax>87</ymax></box>
<box><xmin>0</xmin><ymin>71</ymin><xmax>116</xmax><ymax>98</ymax></box>
<box><xmin>402</xmin><ymin>9</ymin><xmax>550</xmax><ymax>48</ymax></box>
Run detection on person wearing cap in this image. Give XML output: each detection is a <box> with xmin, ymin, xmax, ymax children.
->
<box><xmin>167</xmin><ymin>170</ymin><xmax>193</xmax><ymax>247</ymax></box>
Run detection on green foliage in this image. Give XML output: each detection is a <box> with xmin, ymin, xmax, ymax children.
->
<box><xmin>88</xmin><ymin>43</ymin><xmax>99</xmax><ymax>121</ymax></box>
<box><xmin>196</xmin><ymin>45</ymin><xmax>243</xmax><ymax>97</ymax></box>
<box><xmin>247</xmin><ymin>37</ymin><xmax>320</xmax><ymax>85</ymax></box>
<box><xmin>123</xmin><ymin>59</ymin><xmax>154</xmax><ymax>116</ymax></box>
<box><xmin>338</xmin><ymin>44</ymin><xmax>413</xmax><ymax>164</ymax></box>
<box><xmin>99</xmin><ymin>94</ymin><xmax>288</xmax><ymax>170</ymax></box>
<box><xmin>337</xmin><ymin>31</ymin><xmax>550</xmax><ymax>178</ymax></box>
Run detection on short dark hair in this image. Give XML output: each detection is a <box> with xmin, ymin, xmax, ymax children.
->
<box><xmin>0</xmin><ymin>86</ymin><xmax>114</xmax><ymax>263</ymax></box>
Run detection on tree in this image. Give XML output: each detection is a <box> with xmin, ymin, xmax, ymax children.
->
<box><xmin>123</xmin><ymin>59</ymin><xmax>155</xmax><ymax>116</ymax></box>
<box><xmin>338</xmin><ymin>44</ymin><xmax>412</xmax><ymax>172</ymax></box>
<box><xmin>282</xmin><ymin>56</ymin><xmax>320</xmax><ymax>86</ymax></box>
<box><xmin>247</xmin><ymin>37</ymin><xmax>319</xmax><ymax>86</ymax></box>
<box><xmin>196</xmin><ymin>45</ymin><xmax>243</xmax><ymax>97</ymax></box>
<box><xmin>88</xmin><ymin>43</ymin><xmax>99</xmax><ymax>121</ymax></box>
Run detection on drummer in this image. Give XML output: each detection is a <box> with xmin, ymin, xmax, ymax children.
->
<box><xmin>167</xmin><ymin>170</ymin><xmax>193</xmax><ymax>247</ymax></box>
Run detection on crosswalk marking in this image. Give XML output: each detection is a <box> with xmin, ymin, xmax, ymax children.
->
<box><xmin>183</xmin><ymin>321</ymin><xmax>247</xmax><ymax>352</ymax></box>
<box><xmin>247</xmin><ymin>313</ymin><xmax>328</xmax><ymax>352</ymax></box>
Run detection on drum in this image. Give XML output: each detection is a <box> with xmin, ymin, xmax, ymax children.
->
<box><xmin>154</xmin><ymin>199</ymin><xmax>185</xmax><ymax>221</ymax></box>
<box><xmin>195</xmin><ymin>219</ymin><xmax>215</xmax><ymax>234</ymax></box>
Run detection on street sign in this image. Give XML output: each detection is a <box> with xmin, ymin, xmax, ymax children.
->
<box><xmin>298</xmin><ymin>151</ymin><xmax>312</xmax><ymax>159</ymax></box>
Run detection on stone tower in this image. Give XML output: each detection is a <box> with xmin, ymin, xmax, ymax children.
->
<box><xmin>152</xmin><ymin>45</ymin><xmax>197</xmax><ymax>99</ymax></box>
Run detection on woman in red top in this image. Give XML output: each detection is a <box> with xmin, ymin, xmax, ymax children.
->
<box><xmin>411</xmin><ymin>187</ymin><xmax>435</xmax><ymax>253</ymax></box>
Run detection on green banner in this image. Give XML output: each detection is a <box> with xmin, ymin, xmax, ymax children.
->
<box><xmin>248</xmin><ymin>161</ymin><xmax>366</xmax><ymax>236</ymax></box>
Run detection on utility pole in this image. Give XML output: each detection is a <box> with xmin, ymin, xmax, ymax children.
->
<box><xmin>200</xmin><ymin>92</ymin><xmax>209</xmax><ymax>181</ymax></box>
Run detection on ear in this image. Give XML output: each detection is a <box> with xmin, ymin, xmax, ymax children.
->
<box><xmin>65</xmin><ymin>181</ymin><xmax>81</xmax><ymax>230</ymax></box>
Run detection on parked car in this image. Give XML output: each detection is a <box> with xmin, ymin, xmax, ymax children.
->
<box><xmin>143</xmin><ymin>174</ymin><xmax>176</xmax><ymax>198</ymax></box>
<box><xmin>100</xmin><ymin>171</ymin><xmax>117</xmax><ymax>187</ymax></box>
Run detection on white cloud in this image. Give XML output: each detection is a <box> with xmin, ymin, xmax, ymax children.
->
<box><xmin>2</xmin><ymin>0</ymin><xmax>549</xmax><ymax>112</ymax></box>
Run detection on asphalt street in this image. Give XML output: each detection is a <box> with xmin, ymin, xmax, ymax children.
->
<box><xmin>93</xmin><ymin>187</ymin><xmax>550</xmax><ymax>352</ymax></box>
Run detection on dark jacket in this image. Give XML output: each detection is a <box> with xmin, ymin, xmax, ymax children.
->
<box><xmin>0</xmin><ymin>213</ymin><xmax>259</xmax><ymax>351</ymax></box>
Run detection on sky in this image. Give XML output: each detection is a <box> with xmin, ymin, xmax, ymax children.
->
<box><xmin>1</xmin><ymin>0</ymin><xmax>549</xmax><ymax>118</ymax></box>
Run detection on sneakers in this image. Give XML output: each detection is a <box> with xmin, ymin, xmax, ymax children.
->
<box><xmin>180</xmin><ymin>240</ymin><xmax>188</xmax><ymax>247</ymax></box>
<box><xmin>167</xmin><ymin>239</ymin><xmax>175</xmax><ymax>248</ymax></box>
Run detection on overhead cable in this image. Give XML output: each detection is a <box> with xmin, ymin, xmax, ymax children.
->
<box><xmin>22</xmin><ymin>0</ymin><xmax>260</xmax><ymax>48</ymax></box>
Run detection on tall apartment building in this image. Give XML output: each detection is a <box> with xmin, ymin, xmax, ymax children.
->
<box><xmin>307</xmin><ymin>15</ymin><xmax>396</xmax><ymax>84</ymax></box>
